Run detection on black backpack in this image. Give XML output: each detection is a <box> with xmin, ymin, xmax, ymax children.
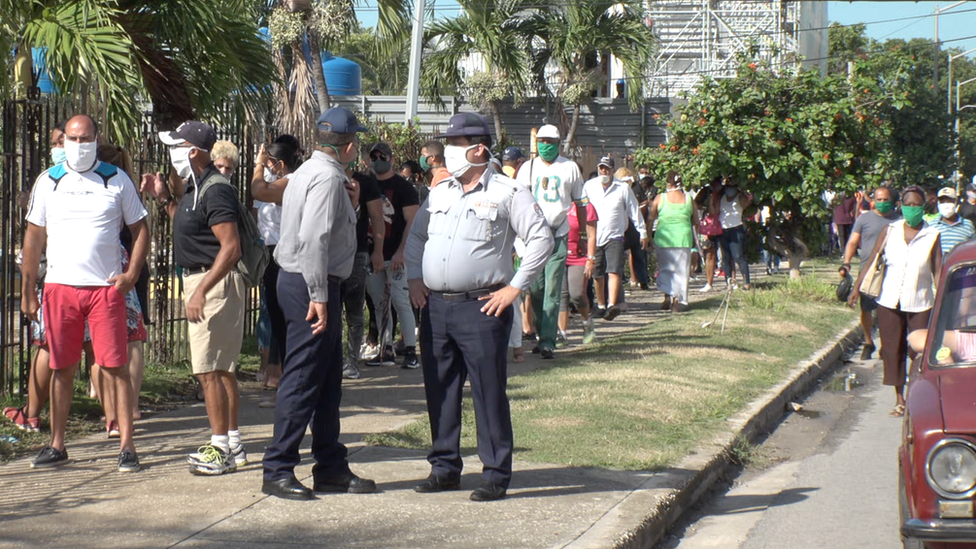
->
<box><xmin>197</xmin><ymin>175</ymin><xmax>269</xmax><ymax>288</ymax></box>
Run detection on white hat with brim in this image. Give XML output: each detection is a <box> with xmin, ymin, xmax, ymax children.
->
<box><xmin>536</xmin><ymin>124</ymin><xmax>560</xmax><ymax>140</ymax></box>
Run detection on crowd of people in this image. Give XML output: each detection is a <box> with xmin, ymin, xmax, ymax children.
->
<box><xmin>11</xmin><ymin>105</ymin><xmax>945</xmax><ymax>502</ymax></box>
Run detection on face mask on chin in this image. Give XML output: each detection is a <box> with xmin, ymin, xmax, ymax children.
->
<box><xmin>599</xmin><ymin>174</ymin><xmax>612</xmax><ymax>185</ymax></box>
<box><xmin>264</xmin><ymin>166</ymin><xmax>278</xmax><ymax>184</ymax></box>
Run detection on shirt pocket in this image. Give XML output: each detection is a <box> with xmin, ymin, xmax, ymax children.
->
<box><xmin>460</xmin><ymin>205</ymin><xmax>497</xmax><ymax>242</ymax></box>
<box><xmin>427</xmin><ymin>202</ymin><xmax>452</xmax><ymax>236</ymax></box>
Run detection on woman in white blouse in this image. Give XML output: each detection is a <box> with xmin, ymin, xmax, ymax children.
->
<box><xmin>849</xmin><ymin>185</ymin><xmax>942</xmax><ymax>418</ymax></box>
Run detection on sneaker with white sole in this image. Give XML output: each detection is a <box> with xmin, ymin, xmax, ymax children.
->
<box><xmin>187</xmin><ymin>444</ymin><xmax>234</xmax><ymax>475</ymax></box>
<box><xmin>342</xmin><ymin>362</ymin><xmax>362</xmax><ymax>379</ymax></box>
<box><xmin>230</xmin><ymin>444</ymin><xmax>248</xmax><ymax>467</ymax></box>
<box><xmin>30</xmin><ymin>445</ymin><xmax>68</xmax><ymax>469</ymax></box>
<box><xmin>699</xmin><ymin>283</ymin><xmax>713</xmax><ymax>293</ymax></box>
<box><xmin>118</xmin><ymin>449</ymin><xmax>141</xmax><ymax>472</ymax></box>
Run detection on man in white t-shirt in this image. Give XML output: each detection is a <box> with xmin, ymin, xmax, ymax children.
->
<box><xmin>21</xmin><ymin>114</ymin><xmax>149</xmax><ymax>472</ymax></box>
<box><xmin>583</xmin><ymin>156</ymin><xmax>646</xmax><ymax>319</ymax></box>
<box><xmin>515</xmin><ymin>124</ymin><xmax>595</xmax><ymax>358</ymax></box>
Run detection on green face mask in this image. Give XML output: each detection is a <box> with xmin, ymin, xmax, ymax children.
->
<box><xmin>875</xmin><ymin>201</ymin><xmax>893</xmax><ymax>215</ymax></box>
<box><xmin>537</xmin><ymin>142</ymin><xmax>559</xmax><ymax>162</ymax></box>
<box><xmin>419</xmin><ymin>155</ymin><xmax>430</xmax><ymax>172</ymax></box>
<box><xmin>902</xmin><ymin>205</ymin><xmax>925</xmax><ymax>227</ymax></box>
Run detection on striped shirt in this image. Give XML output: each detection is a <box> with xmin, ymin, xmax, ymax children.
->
<box><xmin>931</xmin><ymin>216</ymin><xmax>975</xmax><ymax>256</ymax></box>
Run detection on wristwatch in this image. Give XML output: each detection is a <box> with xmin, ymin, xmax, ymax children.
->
<box><xmin>586</xmin><ymin>255</ymin><xmax>597</xmax><ymax>262</ymax></box>
<box><xmin>158</xmin><ymin>196</ymin><xmax>174</xmax><ymax>207</ymax></box>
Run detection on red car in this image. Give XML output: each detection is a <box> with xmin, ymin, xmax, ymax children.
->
<box><xmin>901</xmin><ymin>241</ymin><xmax>976</xmax><ymax>549</ymax></box>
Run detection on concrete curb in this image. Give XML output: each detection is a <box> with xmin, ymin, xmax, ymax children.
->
<box><xmin>565</xmin><ymin>318</ymin><xmax>864</xmax><ymax>549</ymax></box>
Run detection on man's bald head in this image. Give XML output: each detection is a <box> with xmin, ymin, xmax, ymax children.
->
<box><xmin>64</xmin><ymin>114</ymin><xmax>99</xmax><ymax>143</ymax></box>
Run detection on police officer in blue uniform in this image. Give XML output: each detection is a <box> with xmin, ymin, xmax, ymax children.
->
<box><xmin>262</xmin><ymin>108</ymin><xmax>377</xmax><ymax>500</ymax></box>
<box><xmin>405</xmin><ymin>112</ymin><xmax>554</xmax><ymax>501</ymax></box>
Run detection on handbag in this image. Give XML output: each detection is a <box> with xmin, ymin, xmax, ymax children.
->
<box><xmin>859</xmin><ymin>226</ymin><xmax>890</xmax><ymax>299</ymax></box>
<box><xmin>699</xmin><ymin>213</ymin><xmax>723</xmax><ymax>236</ymax></box>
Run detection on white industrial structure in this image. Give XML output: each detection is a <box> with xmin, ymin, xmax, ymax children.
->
<box><xmin>610</xmin><ymin>0</ymin><xmax>828</xmax><ymax>98</ymax></box>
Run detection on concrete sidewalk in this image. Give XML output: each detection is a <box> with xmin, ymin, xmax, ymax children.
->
<box><xmin>0</xmin><ymin>286</ymin><xmax>676</xmax><ymax>549</ymax></box>
<box><xmin>0</xmin><ymin>274</ymin><xmax>846</xmax><ymax>549</ymax></box>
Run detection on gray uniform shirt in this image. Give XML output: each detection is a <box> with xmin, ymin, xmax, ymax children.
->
<box><xmin>406</xmin><ymin>166</ymin><xmax>554</xmax><ymax>292</ymax></box>
<box><xmin>274</xmin><ymin>151</ymin><xmax>357</xmax><ymax>302</ymax></box>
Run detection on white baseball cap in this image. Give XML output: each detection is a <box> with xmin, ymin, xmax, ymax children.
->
<box><xmin>536</xmin><ymin>124</ymin><xmax>560</xmax><ymax>140</ymax></box>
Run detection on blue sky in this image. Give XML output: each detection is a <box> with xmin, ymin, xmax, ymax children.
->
<box><xmin>356</xmin><ymin>1</ymin><xmax>976</xmax><ymax>58</ymax></box>
<box><xmin>829</xmin><ymin>1</ymin><xmax>976</xmax><ymax>56</ymax></box>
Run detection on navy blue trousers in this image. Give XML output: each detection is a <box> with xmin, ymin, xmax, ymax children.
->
<box><xmin>263</xmin><ymin>271</ymin><xmax>348</xmax><ymax>481</ymax></box>
<box><xmin>420</xmin><ymin>292</ymin><xmax>514</xmax><ymax>487</ymax></box>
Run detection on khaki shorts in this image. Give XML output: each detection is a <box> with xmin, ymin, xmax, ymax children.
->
<box><xmin>183</xmin><ymin>269</ymin><xmax>246</xmax><ymax>374</ymax></box>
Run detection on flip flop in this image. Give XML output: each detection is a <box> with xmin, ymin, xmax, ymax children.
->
<box><xmin>889</xmin><ymin>404</ymin><xmax>905</xmax><ymax>418</ymax></box>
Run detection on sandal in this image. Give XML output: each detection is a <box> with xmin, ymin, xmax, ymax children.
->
<box><xmin>889</xmin><ymin>404</ymin><xmax>906</xmax><ymax>418</ymax></box>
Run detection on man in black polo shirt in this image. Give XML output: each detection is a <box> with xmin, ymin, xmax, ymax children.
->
<box><xmin>340</xmin><ymin>166</ymin><xmax>384</xmax><ymax>380</ymax></box>
<box><xmin>142</xmin><ymin>121</ymin><xmax>247</xmax><ymax>475</ymax></box>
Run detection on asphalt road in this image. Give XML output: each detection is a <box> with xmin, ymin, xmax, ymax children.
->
<box><xmin>660</xmin><ymin>347</ymin><xmax>903</xmax><ymax>549</ymax></box>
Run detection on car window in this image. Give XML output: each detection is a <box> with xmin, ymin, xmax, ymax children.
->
<box><xmin>930</xmin><ymin>263</ymin><xmax>976</xmax><ymax>367</ymax></box>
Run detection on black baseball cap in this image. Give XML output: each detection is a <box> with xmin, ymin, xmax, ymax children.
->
<box><xmin>434</xmin><ymin>113</ymin><xmax>491</xmax><ymax>139</ymax></box>
<box><xmin>502</xmin><ymin>147</ymin><xmax>524</xmax><ymax>161</ymax></box>
<box><xmin>159</xmin><ymin>121</ymin><xmax>217</xmax><ymax>152</ymax></box>
<box><xmin>317</xmin><ymin>107</ymin><xmax>368</xmax><ymax>133</ymax></box>
<box><xmin>369</xmin><ymin>142</ymin><xmax>393</xmax><ymax>158</ymax></box>
<box><xmin>598</xmin><ymin>155</ymin><xmax>615</xmax><ymax>170</ymax></box>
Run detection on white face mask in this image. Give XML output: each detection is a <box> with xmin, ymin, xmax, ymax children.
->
<box><xmin>169</xmin><ymin>146</ymin><xmax>195</xmax><ymax>180</ymax></box>
<box><xmin>444</xmin><ymin>144</ymin><xmax>488</xmax><ymax>179</ymax></box>
<box><xmin>939</xmin><ymin>202</ymin><xmax>958</xmax><ymax>218</ymax></box>
<box><xmin>64</xmin><ymin>140</ymin><xmax>97</xmax><ymax>172</ymax></box>
<box><xmin>264</xmin><ymin>167</ymin><xmax>278</xmax><ymax>184</ymax></box>
<box><xmin>599</xmin><ymin>174</ymin><xmax>612</xmax><ymax>185</ymax></box>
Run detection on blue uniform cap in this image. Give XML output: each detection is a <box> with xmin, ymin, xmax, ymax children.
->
<box><xmin>317</xmin><ymin>108</ymin><xmax>368</xmax><ymax>134</ymax></box>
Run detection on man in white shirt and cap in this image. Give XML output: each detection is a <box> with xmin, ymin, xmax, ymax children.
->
<box><xmin>515</xmin><ymin>124</ymin><xmax>595</xmax><ymax>358</ymax></box>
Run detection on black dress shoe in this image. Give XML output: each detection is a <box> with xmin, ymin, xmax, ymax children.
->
<box><xmin>470</xmin><ymin>482</ymin><xmax>507</xmax><ymax>501</ymax></box>
<box><xmin>413</xmin><ymin>475</ymin><xmax>461</xmax><ymax>493</ymax></box>
<box><xmin>262</xmin><ymin>477</ymin><xmax>314</xmax><ymax>500</ymax></box>
<box><xmin>313</xmin><ymin>472</ymin><xmax>377</xmax><ymax>494</ymax></box>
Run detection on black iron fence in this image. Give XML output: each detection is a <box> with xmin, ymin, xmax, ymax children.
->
<box><xmin>0</xmin><ymin>94</ymin><xmax>266</xmax><ymax>397</ymax></box>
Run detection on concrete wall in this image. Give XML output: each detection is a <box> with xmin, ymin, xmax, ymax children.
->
<box><xmin>330</xmin><ymin>95</ymin><xmax>670</xmax><ymax>156</ymax></box>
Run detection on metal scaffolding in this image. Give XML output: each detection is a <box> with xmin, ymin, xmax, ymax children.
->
<box><xmin>644</xmin><ymin>0</ymin><xmax>826</xmax><ymax>97</ymax></box>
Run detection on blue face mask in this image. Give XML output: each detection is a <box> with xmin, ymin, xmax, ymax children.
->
<box><xmin>51</xmin><ymin>147</ymin><xmax>66</xmax><ymax>165</ymax></box>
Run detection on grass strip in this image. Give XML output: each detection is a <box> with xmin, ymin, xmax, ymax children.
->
<box><xmin>365</xmin><ymin>274</ymin><xmax>854</xmax><ymax>470</ymax></box>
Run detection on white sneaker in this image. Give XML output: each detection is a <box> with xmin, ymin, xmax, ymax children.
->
<box><xmin>699</xmin><ymin>284</ymin><xmax>713</xmax><ymax>293</ymax></box>
<box><xmin>230</xmin><ymin>444</ymin><xmax>248</xmax><ymax>466</ymax></box>
<box><xmin>187</xmin><ymin>444</ymin><xmax>234</xmax><ymax>475</ymax></box>
<box><xmin>359</xmin><ymin>343</ymin><xmax>380</xmax><ymax>361</ymax></box>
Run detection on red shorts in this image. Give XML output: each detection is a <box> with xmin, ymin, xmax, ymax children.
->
<box><xmin>42</xmin><ymin>283</ymin><xmax>128</xmax><ymax>370</ymax></box>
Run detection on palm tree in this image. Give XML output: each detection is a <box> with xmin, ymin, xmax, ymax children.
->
<box><xmin>534</xmin><ymin>0</ymin><xmax>655</xmax><ymax>155</ymax></box>
<box><xmin>1</xmin><ymin>0</ymin><xmax>275</xmax><ymax>143</ymax></box>
<box><xmin>420</xmin><ymin>0</ymin><xmax>538</xmax><ymax>144</ymax></box>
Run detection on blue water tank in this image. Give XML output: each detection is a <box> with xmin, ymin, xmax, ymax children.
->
<box><xmin>32</xmin><ymin>47</ymin><xmax>57</xmax><ymax>94</ymax></box>
<box><xmin>321</xmin><ymin>53</ymin><xmax>362</xmax><ymax>96</ymax></box>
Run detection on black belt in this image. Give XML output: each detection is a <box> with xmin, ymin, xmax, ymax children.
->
<box><xmin>432</xmin><ymin>283</ymin><xmax>506</xmax><ymax>302</ymax></box>
<box><xmin>183</xmin><ymin>265</ymin><xmax>211</xmax><ymax>276</ymax></box>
